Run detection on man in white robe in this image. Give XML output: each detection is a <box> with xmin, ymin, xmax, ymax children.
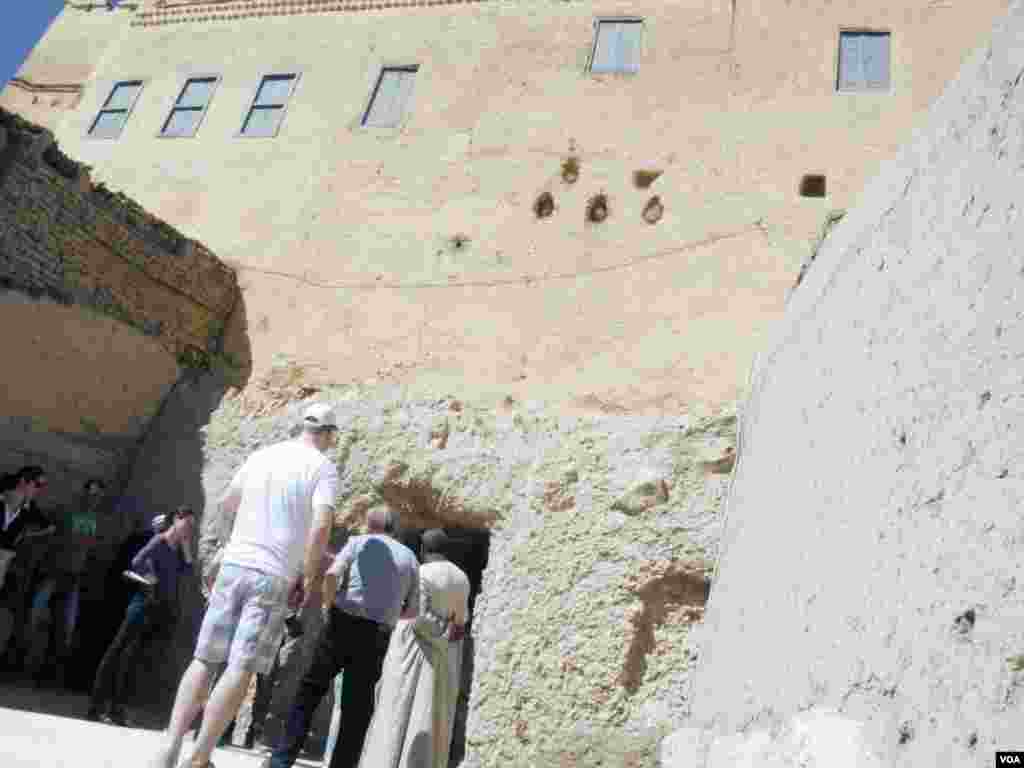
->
<box><xmin>358</xmin><ymin>529</ymin><xmax>470</xmax><ymax>768</ymax></box>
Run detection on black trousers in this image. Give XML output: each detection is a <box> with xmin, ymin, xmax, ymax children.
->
<box><xmin>270</xmin><ymin>607</ymin><xmax>391</xmax><ymax>768</ymax></box>
<box><xmin>89</xmin><ymin>594</ymin><xmax>170</xmax><ymax>714</ymax></box>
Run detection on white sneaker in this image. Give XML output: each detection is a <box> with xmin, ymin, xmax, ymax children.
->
<box><xmin>148</xmin><ymin>746</ymin><xmax>176</xmax><ymax>768</ymax></box>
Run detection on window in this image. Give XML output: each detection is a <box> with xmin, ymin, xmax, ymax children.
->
<box><xmin>837</xmin><ymin>31</ymin><xmax>891</xmax><ymax>92</ymax></box>
<box><xmin>240</xmin><ymin>74</ymin><xmax>298</xmax><ymax>137</ymax></box>
<box><xmin>590</xmin><ymin>19</ymin><xmax>643</xmax><ymax>74</ymax></box>
<box><xmin>161</xmin><ymin>76</ymin><xmax>218</xmax><ymax>138</ymax></box>
<box><xmin>88</xmin><ymin>80</ymin><xmax>143</xmax><ymax>139</ymax></box>
<box><xmin>362</xmin><ymin>66</ymin><xmax>418</xmax><ymax>128</ymax></box>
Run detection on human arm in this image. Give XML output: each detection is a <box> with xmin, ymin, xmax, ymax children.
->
<box><xmin>321</xmin><ymin>540</ymin><xmax>353</xmax><ymax>620</ymax></box>
<box><xmin>400</xmin><ymin>566</ymin><xmax>420</xmax><ymax>620</ymax></box>
<box><xmin>448</xmin><ymin>579</ymin><xmax>471</xmax><ymax>642</ymax></box>
<box><xmin>414</xmin><ymin>580</ymin><xmax>457</xmax><ymax>640</ymax></box>
<box><xmin>301</xmin><ymin>506</ymin><xmax>332</xmax><ymax>603</ymax></box>
<box><xmin>18</xmin><ymin>523</ymin><xmax>56</xmax><ymax>540</ymax></box>
<box><xmin>301</xmin><ymin>462</ymin><xmax>339</xmax><ymax>607</ymax></box>
<box><xmin>13</xmin><ymin>505</ymin><xmax>57</xmax><ymax>546</ymax></box>
<box><xmin>178</xmin><ymin>524</ymin><xmax>195</xmax><ymax>571</ymax></box>
<box><xmin>418</xmin><ymin>571</ymin><xmax>470</xmax><ymax>642</ymax></box>
<box><xmin>130</xmin><ymin>535</ymin><xmax>161</xmax><ymax>577</ymax></box>
<box><xmin>199</xmin><ymin>472</ymin><xmax>244</xmax><ymax>592</ymax></box>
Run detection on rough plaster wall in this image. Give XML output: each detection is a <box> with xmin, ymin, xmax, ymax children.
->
<box><xmin>0</xmin><ymin>289</ymin><xmax>178</xmax><ymax>439</ymax></box>
<box><xmin>52</xmin><ymin>0</ymin><xmax>1006</xmax><ymax>410</ymax></box>
<box><xmin>0</xmin><ymin>129</ymin><xmax>239</xmax><ymax>366</ymax></box>
<box><xmin>0</xmin><ymin>106</ymin><xmax>245</xmax><ymax>518</ymax></box>
<box><xmin>112</xmin><ymin>369</ymin><xmax>235</xmax><ymax>707</ymax></box>
<box><xmin>0</xmin><ymin>288</ymin><xmax>178</xmax><ymax>524</ymax></box>
<box><xmin>682</xmin><ymin>3</ymin><xmax>1024</xmax><ymax>765</ymax></box>
<box><xmin>193</xmin><ymin>380</ymin><xmax>736</xmax><ymax>761</ymax></box>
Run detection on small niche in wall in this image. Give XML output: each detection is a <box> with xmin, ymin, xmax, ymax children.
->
<box><xmin>642</xmin><ymin>195</ymin><xmax>663</xmax><ymax>224</ymax></box>
<box><xmin>533</xmin><ymin>191</ymin><xmax>555</xmax><ymax>219</ymax></box>
<box><xmin>449</xmin><ymin>233</ymin><xmax>471</xmax><ymax>251</ymax></box>
<box><xmin>633</xmin><ymin>169</ymin><xmax>662</xmax><ymax>189</ymax></box>
<box><xmin>586</xmin><ymin>193</ymin><xmax>609</xmax><ymax>223</ymax></box>
<box><xmin>561</xmin><ymin>157</ymin><xmax>580</xmax><ymax>184</ymax></box>
<box><xmin>799</xmin><ymin>174</ymin><xmax>827</xmax><ymax>198</ymax></box>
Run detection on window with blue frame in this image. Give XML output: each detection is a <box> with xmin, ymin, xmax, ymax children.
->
<box><xmin>362</xmin><ymin>66</ymin><xmax>418</xmax><ymax>128</ymax></box>
<box><xmin>161</xmin><ymin>77</ymin><xmax>219</xmax><ymax>138</ymax></box>
<box><xmin>837</xmin><ymin>30</ymin><xmax>891</xmax><ymax>92</ymax></box>
<box><xmin>240</xmin><ymin>74</ymin><xmax>298</xmax><ymax>138</ymax></box>
<box><xmin>589</xmin><ymin>19</ymin><xmax>643</xmax><ymax>75</ymax></box>
<box><xmin>88</xmin><ymin>80</ymin><xmax>143</xmax><ymax>139</ymax></box>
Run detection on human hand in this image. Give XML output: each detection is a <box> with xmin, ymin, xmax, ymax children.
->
<box><xmin>288</xmin><ymin>578</ymin><xmax>305</xmax><ymax>611</ymax></box>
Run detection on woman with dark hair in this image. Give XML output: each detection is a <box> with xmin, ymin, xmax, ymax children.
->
<box><xmin>0</xmin><ymin>467</ymin><xmax>54</xmax><ymax>669</ymax></box>
<box><xmin>24</xmin><ymin>477</ymin><xmax>107</xmax><ymax>685</ymax></box>
<box><xmin>87</xmin><ymin>506</ymin><xmax>195</xmax><ymax>725</ymax></box>
<box><xmin>0</xmin><ymin>466</ymin><xmax>50</xmax><ymax>552</ymax></box>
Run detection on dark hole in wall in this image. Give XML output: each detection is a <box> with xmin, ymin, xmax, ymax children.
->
<box><xmin>799</xmin><ymin>174</ymin><xmax>827</xmax><ymax>198</ymax></box>
<box><xmin>633</xmin><ymin>169</ymin><xmax>662</xmax><ymax>189</ymax></box>
<box><xmin>533</xmin><ymin>191</ymin><xmax>555</xmax><ymax>219</ymax></box>
<box><xmin>561</xmin><ymin>157</ymin><xmax>580</xmax><ymax>184</ymax></box>
<box><xmin>586</xmin><ymin>193</ymin><xmax>609</xmax><ymax>223</ymax></box>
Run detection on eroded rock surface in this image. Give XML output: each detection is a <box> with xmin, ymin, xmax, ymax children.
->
<box><xmin>196</xmin><ymin>378</ymin><xmax>736</xmax><ymax>764</ymax></box>
<box><xmin>676</xmin><ymin>3</ymin><xmax>1024</xmax><ymax>765</ymax></box>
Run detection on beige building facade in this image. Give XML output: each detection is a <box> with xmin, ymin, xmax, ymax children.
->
<box><xmin>6</xmin><ymin>0</ymin><xmax>1007</xmax><ymax>413</ymax></box>
<box><xmin>2</xmin><ymin>2</ymin><xmax>1017</xmax><ymax>763</ymax></box>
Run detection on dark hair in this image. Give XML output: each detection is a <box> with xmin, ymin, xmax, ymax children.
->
<box><xmin>15</xmin><ymin>466</ymin><xmax>46</xmax><ymax>486</ymax></box>
<box><xmin>421</xmin><ymin>529</ymin><xmax>450</xmax><ymax>557</ymax></box>
<box><xmin>175</xmin><ymin>505</ymin><xmax>195</xmax><ymax>519</ymax></box>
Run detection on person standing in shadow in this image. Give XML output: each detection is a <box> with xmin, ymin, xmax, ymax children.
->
<box><xmin>87</xmin><ymin>507</ymin><xmax>195</xmax><ymax>726</ymax></box>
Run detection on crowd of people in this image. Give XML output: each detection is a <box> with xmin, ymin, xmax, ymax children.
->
<box><xmin>1</xmin><ymin>400</ymin><xmax>472</xmax><ymax>768</ymax></box>
<box><xmin>0</xmin><ymin>466</ymin><xmax>195</xmax><ymax>724</ymax></box>
<box><xmin>141</xmin><ymin>400</ymin><xmax>471</xmax><ymax>768</ymax></box>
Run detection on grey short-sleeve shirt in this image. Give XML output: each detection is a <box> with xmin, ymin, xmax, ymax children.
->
<box><xmin>329</xmin><ymin>533</ymin><xmax>419</xmax><ymax>627</ymax></box>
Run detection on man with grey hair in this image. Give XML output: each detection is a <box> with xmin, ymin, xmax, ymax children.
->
<box><xmin>152</xmin><ymin>403</ymin><xmax>340</xmax><ymax>768</ymax></box>
<box><xmin>268</xmin><ymin>504</ymin><xmax>419</xmax><ymax>768</ymax></box>
<box><xmin>358</xmin><ymin>528</ymin><xmax>470</xmax><ymax>768</ymax></box>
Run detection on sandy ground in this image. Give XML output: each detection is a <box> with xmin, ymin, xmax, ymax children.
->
<box><xmin>0</xmin><ymin>683</ymin><xmax>324</xmax><ymax>768</ymax></box>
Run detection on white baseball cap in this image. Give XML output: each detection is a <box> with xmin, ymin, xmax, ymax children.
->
<box><xmin>302</xmin><ymin>403</ymin><xmax>339</xmax><ymax>431</ymax></box>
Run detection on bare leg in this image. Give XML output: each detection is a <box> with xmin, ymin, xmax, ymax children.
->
<box><xmin>182</xmin><ymin>663</ymin><xmax>255</xmax><ymax>767</ymax></box>
<box><xmin>150</xmin><ymin>659</ymin><xmax>215</xmax><ymax>768</ymax></box>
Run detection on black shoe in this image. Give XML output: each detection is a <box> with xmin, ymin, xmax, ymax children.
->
<box><xmin>104</xmin><ymin>710</ymin><xmax>129</xmax><ymax>727</ymax></box>
<box><xmin>85</xmin><ymin>707</ymin><xmax>102</xmax><ymax>722</ymax></box>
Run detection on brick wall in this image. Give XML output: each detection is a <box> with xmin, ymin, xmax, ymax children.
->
<box><xmin>0</xmin><ymin>103</ymin><xmax>246</xmax><ymax>560</ymax></box>
<box><xmin>0</xmin><ymin>108</ymin><xmax>240</xmax><ymax>369</ymax></box>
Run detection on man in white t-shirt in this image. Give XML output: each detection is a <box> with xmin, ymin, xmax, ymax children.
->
<box><xmin>151</xmin><ymin>404</ymin><xmax>341</xmax><ymax>768</ymax></box>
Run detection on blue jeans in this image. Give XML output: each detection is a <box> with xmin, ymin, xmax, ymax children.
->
<box><xmin>30</xmin><ymin>579</ymin><xmax>79</xmax><ymax>651</ymax></box>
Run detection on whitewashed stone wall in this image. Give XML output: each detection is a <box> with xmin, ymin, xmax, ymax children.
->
<box><xmin>675</xmin><ymin>3</ymin><xmax>1024</xmax><ymax>765</ymax></box>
